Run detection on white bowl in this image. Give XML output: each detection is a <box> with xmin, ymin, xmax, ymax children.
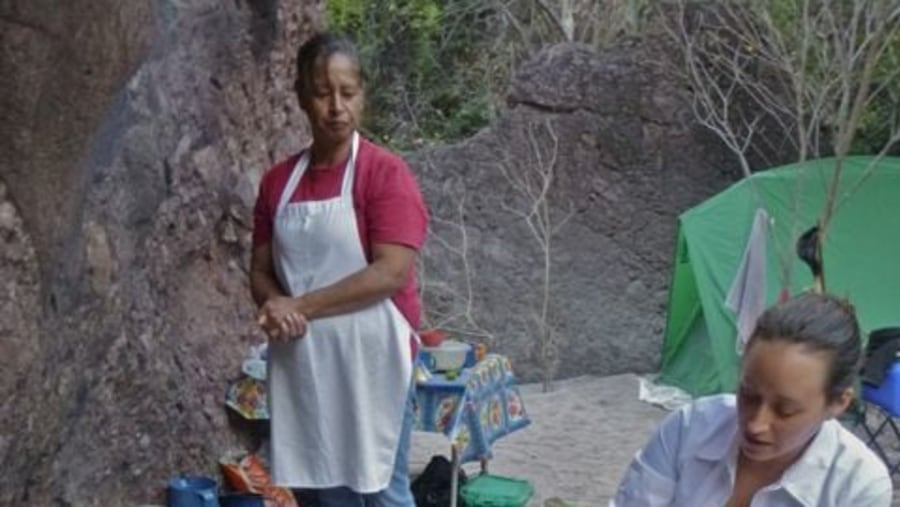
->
<box><xmin>421</xmin><ymin>340</ymin><xmax>471</xmax><ymax>372</ymax></box>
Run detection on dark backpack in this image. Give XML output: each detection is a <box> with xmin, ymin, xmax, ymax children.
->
<box><xmin>411</xmin><ymin>455</ymin><xmax>467</xmax><ymax>507</ymax></box>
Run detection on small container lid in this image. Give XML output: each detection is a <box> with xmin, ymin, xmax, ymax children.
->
<box><xmin>421</xmin><ymin>340</ymin><xmax>471</xmax><ymax>353</ymax></box>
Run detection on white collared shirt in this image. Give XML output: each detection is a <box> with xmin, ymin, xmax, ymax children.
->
<box><xmin>610</xmin><ymin>394</ymin><xmax>892</xmax><ymax>507</ymax></box>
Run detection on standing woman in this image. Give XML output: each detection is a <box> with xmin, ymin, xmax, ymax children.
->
<box><xmin>611</xmin><ymin>292</ymin><xmax>891</xmax><ymax>506</ymax></box>
<box><xmin>250</xmin><ymin>33</ymin><xmax>428</xmax><ymax>507</ymax></box>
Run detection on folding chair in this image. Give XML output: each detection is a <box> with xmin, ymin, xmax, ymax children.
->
<box><xmin>857</xmin><ymin>361</ymin><xmax>900</xmax><ymax>474</ymax></box>
<box><xmin>855</xmin><ymin>397</ymin><xmax>900</xmax><ymax>475</ymax></box>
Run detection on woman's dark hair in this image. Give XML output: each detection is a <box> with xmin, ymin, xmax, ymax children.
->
<box><xmin>749</xmin><ymin>292</ymin><xmax>861</xmax><ymax>401</ymax></box>
<box><xmin>294</xmin><ymin>33</ymin><xmax>363</xmax><ymax>99</ymax></box>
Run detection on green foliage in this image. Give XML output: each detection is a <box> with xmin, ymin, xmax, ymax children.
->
<box><xmin>325</xmin><ymin>0</ymin><xmax>499</xmax><ymax>150</ymax></box>
<box><xmin>320</xmin><ymin>0</ymin><xmax>894</xmax><ymax>158</ymax></box>
<box><xmin>851</xmin><ymin>28</ymin><xmax>900</xmax><ymax>155</ymax></box>
<box><xmin>759</xmin><ymin>0</ymin><xmax>900</xmax><ymax>155</ymax></box>
<box><xmin>324</xmin><ymin>0</ymin><xmax>659</xmax><ymax>151</ymax></box>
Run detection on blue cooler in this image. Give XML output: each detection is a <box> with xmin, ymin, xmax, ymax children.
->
<box><xmin>863</xmin><ymin>361</ymin><xmax>900</xmax><ymax>417</ymax></box>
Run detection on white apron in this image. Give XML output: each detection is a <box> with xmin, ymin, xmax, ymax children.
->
<box><xmin>268</xmin><ymin>132</ymin><xmax>414</xmax><ymax>492</ymax></box>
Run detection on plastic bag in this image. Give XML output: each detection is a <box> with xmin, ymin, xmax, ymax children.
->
<box><xmin>220</xmin><ymin>453</ymin><xmax>299</xmax><ymax>507</ymax></box>
<box><xmin>411</xmin><ymin>455</ymin><xmax>467</xmax><ymax>507</ymax></box>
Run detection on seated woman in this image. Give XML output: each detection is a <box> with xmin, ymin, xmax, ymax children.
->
<box><xmin>611</xmin><ymin>292</ymin><xmax>891</xmax><ymax>506</ymax></box>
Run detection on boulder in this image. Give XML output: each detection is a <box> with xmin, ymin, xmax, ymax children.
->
<box><xmin>0</xmin><ymin>1</ymin><xmax>320</xmax><ymax>504</ymax></box>
<box><xmin>410</xmin><ymin>43</ymin><xmax>740</xmax><ymax>384</ymax></box>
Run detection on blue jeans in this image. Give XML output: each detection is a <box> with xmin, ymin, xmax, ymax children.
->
<box><xmin>316</xmin><ymin>391</ymin><xmax>416</xmax><ymax>507</ymax></box>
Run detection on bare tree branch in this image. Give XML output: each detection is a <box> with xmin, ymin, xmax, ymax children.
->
<box><xmin>534</xmin><ymin>0</ymin><xmax>575</xmax><ymax>41</ymax></box>
<box><xmin>667</xmin><ymin>0</ymin><xmax>900</xmax><ymax>292</ymax></box>
<box><xmin>497</xmin><ymin>119</ymin><xmax>569</xmax><ymax>392</ymax></box>
<box><xmin>418</xmin><ymin>157</ymin><xmax>497</xmax><ymax>344</ymax></box>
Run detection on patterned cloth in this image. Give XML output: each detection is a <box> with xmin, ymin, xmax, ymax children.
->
<box><xmin>224</xmin><ymin>353</ymin><xmax>531</xmax><ymax>465</ymax></box>
<box><xmin>414</xmin><ymin>354</ymin><xmax>531</xmax><ymax>464</ymax></box>
<box><xmin>225</xmin><ymin>376</ymin><xmax>268</xmax><ymax>420</ymax></box>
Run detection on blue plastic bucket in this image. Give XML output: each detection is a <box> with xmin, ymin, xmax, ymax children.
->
<box><xmin>167</xmin><ymin>475</ymin><xmax>219</xmax><ymax>507</ymax></box>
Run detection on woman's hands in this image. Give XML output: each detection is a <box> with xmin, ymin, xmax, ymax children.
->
<box><xmin>250</xmin><ymin>242</ymin><xmax>417</xmax><ymax>341</ymax></box>
<box><xmin>251</xmin><ymin>243</ymin><xmax>307</xmax><ymax>342</ymax></box>
<box><xmin>257</xmin><ymin>296</ymin><xmax>307</xmax><ymax>342</ymax></box>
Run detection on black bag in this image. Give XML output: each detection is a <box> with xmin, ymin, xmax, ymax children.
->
<box><xmin>411</xmin><ymin>455</ymin><xmax>467</xmax><ymax>507</ymax></box>
<box><xmin>861</xmin><ymin>327</ymin><xmax>900</xmax><ymax>386</ymax></box>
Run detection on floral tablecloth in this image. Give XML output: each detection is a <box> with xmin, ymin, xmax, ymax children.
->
<box><xmin>414</xmin><ymin>354</ymin><xmax>530</xmax><ymax>464</ymax></box>
<box><xmin>225</xmin><ymin>352</ymin><xmax>530</xmax><ymax>465</ymax></box>
<box><xmin>226</xmin><ymin>375</ymin><xmax>269</xmax><ymax>420</ymax></box>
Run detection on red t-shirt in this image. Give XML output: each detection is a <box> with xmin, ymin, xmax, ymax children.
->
<box><xmin>253</xmin><ymin>137</ymin><xmax>428</xmax><ymax>330</ymax></box>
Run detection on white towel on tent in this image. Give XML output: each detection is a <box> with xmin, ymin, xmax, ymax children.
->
<box><xmin>726</xmin><ymin>208</ymin><xmax>770</xmax><ymax>354</ymax></box>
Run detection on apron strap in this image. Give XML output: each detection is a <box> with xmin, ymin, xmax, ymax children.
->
<box><xmin>277</xmin><ymin>150</ymin><xmax>310</xmax><ymax>213</ymax></box>
<box><xmin>277</xmin><ymin>131</ymin><xmax>360</xmax><ymax>212</ymax></box>
<box><xmin>339</xmin><ymin>131</ymin><xmax>360</xmax><ymax>199</ymax></box>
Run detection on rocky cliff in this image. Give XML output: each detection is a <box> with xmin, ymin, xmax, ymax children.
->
<box><xmin>0</xmin><ymin>1</ymin><xmax>320</xmax><ymax>504</ymax></box>
<box><xmin>0</xmin><ymin>4</ymin><xmax>739</xmax><ymax>504</ymax></box>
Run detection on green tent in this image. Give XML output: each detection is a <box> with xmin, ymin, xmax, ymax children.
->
<box><xmin>658</xmin><ymin>156</ymin><xmax>900</xmax><ymax>396</ymax></box>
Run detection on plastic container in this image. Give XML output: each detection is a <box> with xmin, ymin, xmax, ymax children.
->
<box><xmin>460</xmin><ymin>474</ymin><xmax>534</xmax><ymax>507</ymax></box>
<box><xmin>420</xmin><ymin>329</ymin><xmax>447</xmax><ymax>347</ymax></box>
<box><xmin>863</xmin><ymin>361</ymin><xmax>900</xmax><ymax>417</ymax></box>
<box><xmin>420</xmin><ymin>340</ymin><xmax>472</xmax><ymax>372</ymax></box>
<box><xmin>167</xmin><ymin>476</ymin><xmax>219</xmax><ymax>507</ymax></box>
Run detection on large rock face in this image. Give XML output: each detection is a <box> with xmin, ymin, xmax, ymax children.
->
<box><xmin>411</xmin><ymin>43</ymin><xmax>739</xmax><ymax>384</ymax></box>
<box><xmin>0</xmin><ymin>1</ymin><xmax>320</xmax><ymax>504</ymax></box>
<box><xmin>1</xmin><ymin>7</ymin><xmax>739</xmax><ymax>504</ymax></box>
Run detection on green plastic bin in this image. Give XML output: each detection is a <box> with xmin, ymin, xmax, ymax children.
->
<box><xmin>460</xmin><ymin>474</ymin><xmax>534</xmax><ymax>507</ymax></box>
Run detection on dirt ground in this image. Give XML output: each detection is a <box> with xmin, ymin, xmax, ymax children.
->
<box><xmin>410</xmin><ymin>374</ymin><xmax>667</xmax><ymax>506</ymax></box>
<box><xmin>410</xmin><ymin>374</ymin><xmax>900</xmax><ymax>506</ymax></box>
